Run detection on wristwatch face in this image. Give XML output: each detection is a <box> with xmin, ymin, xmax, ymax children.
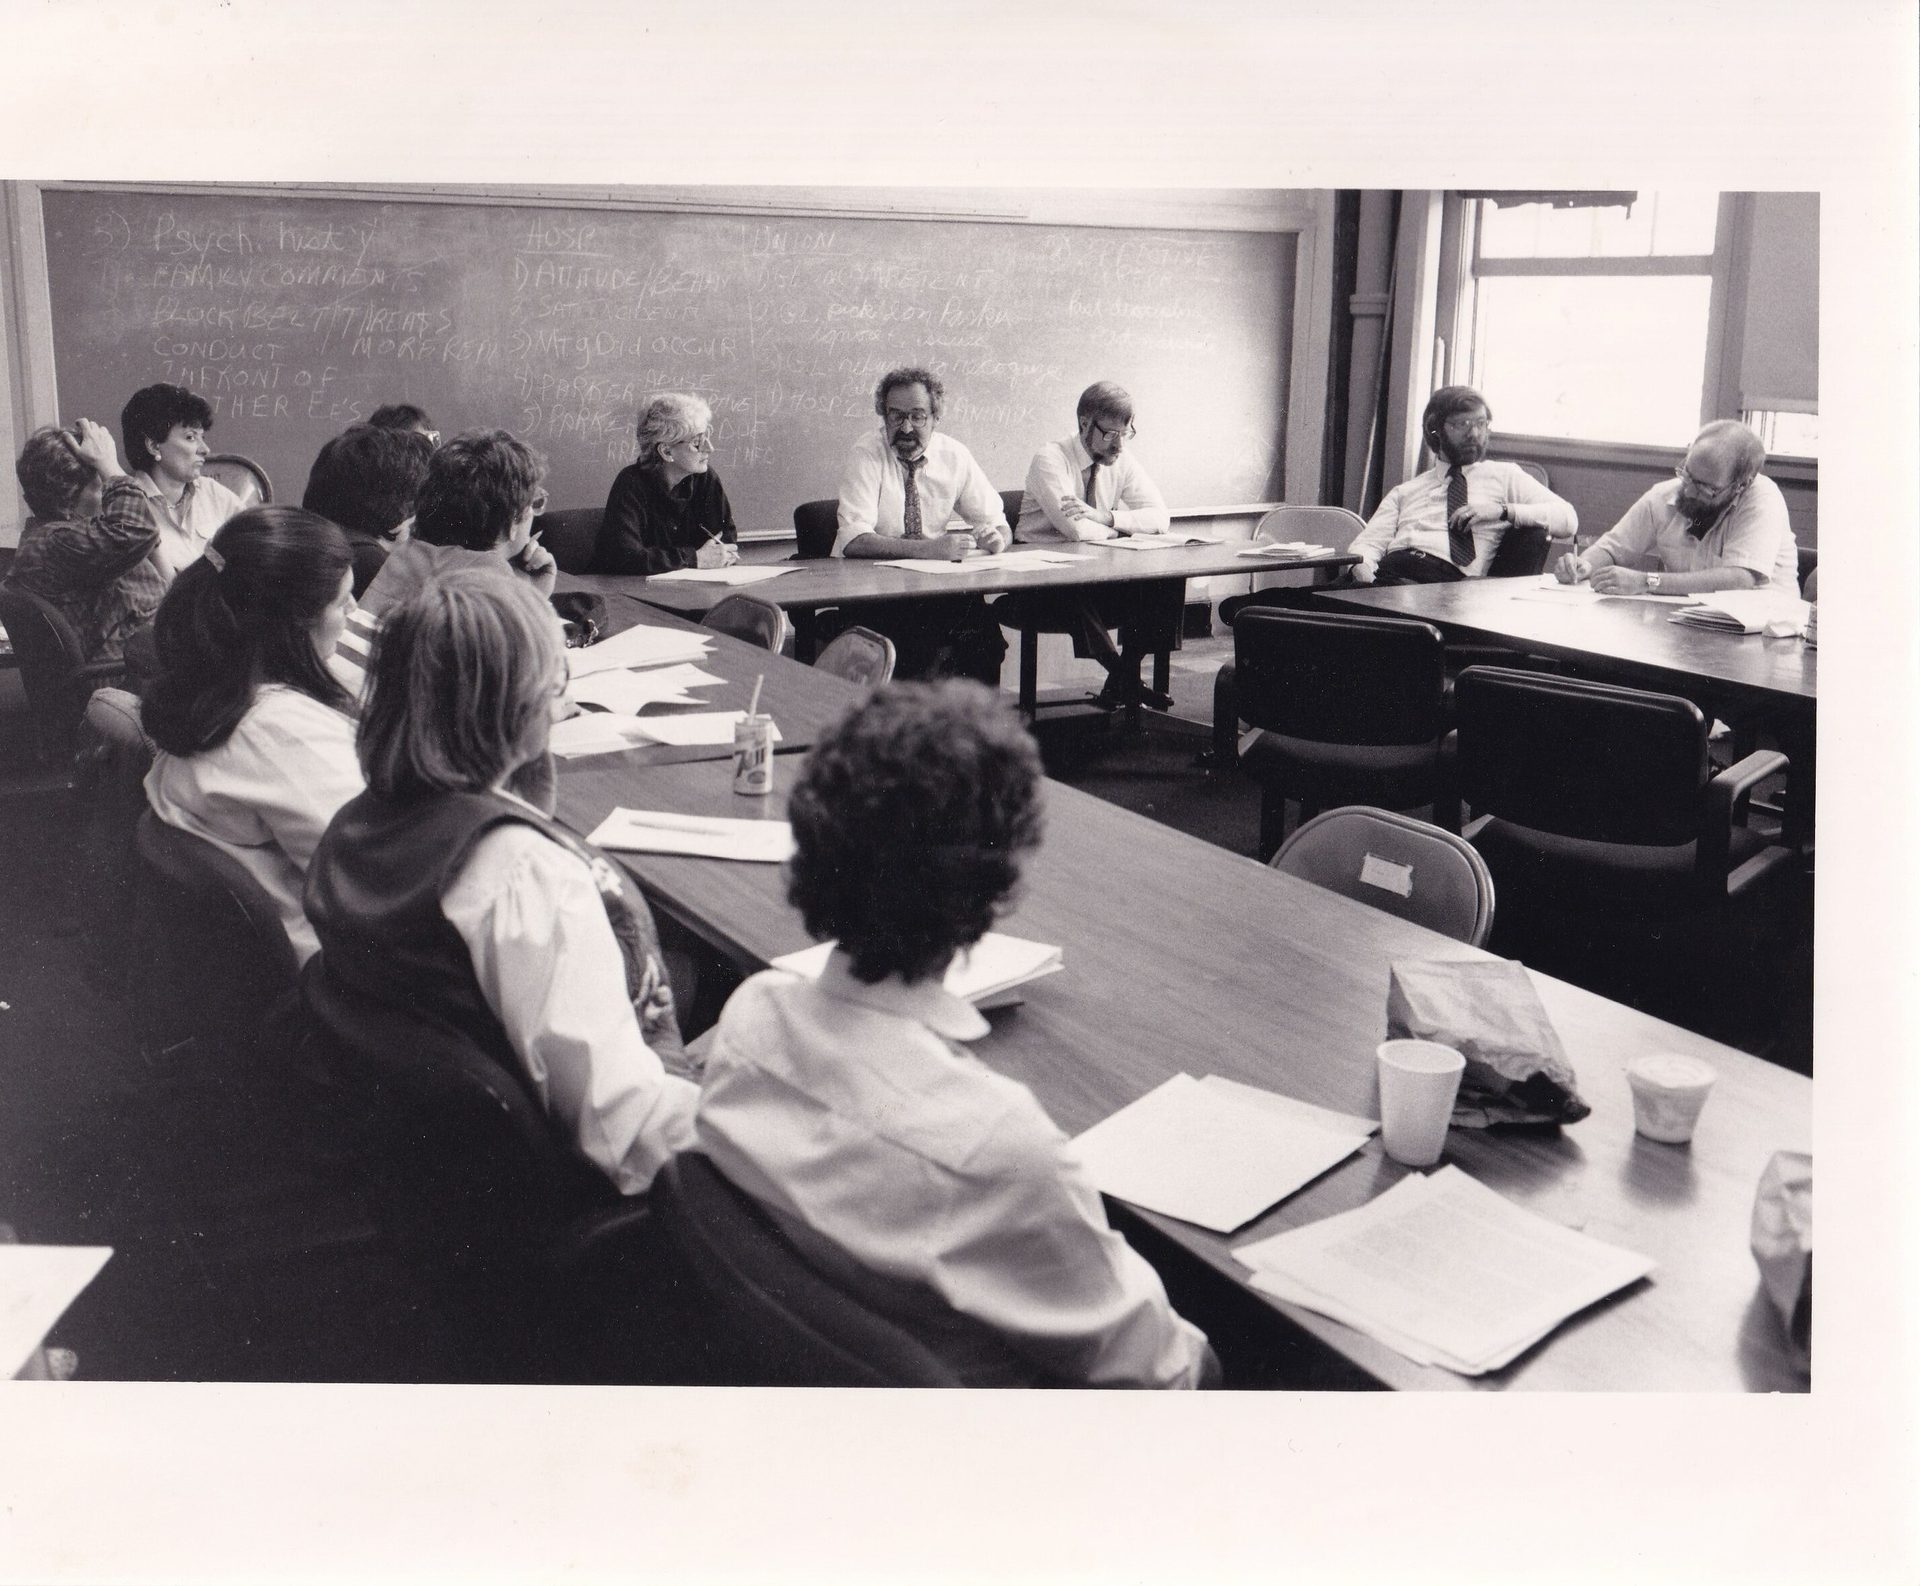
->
<box><xmin>1648</xmin><ymin>573</ymin><xmax>1662</xmax><ymax>591</ymax></box>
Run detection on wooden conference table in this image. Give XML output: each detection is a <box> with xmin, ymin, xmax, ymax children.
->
<box><xmin>563</xmin><ymin>540</ymin><xmax>1358</xmax><ymax>714</ymax></box>
<box><xmin>552</xmin><ymin>646</ymin><xmax>1811</xmax><ymax>1392</ymax></box>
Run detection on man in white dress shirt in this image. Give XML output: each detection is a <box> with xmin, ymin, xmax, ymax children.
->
<box><xmin>832</xmin><ymin>366</ymin><xmax>1010</xmax><ymax>682</ymax></box>
<box><xmin>1553</xmin><ymin>419</ymin><xmax>1799</xmax><ymax>594</ymax></box>
<box><xmin>995</xmin><ymin>381</ymin><xmax>1182</xmax><ymax>711</ymax></box>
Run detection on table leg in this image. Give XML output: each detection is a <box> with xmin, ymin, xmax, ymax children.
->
<box><xmin>791</xmin><ymin>610</ymin><xmax>820</xmax><ymax>665</ymax></box>
<box><xmin>1018</xmin><ymin>629</ymin><xmax>1039</xmax><ymax>718</ymax></box>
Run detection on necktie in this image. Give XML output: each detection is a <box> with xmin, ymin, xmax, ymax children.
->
<box><xmin>1446</xmin><ymin>466</ymin><xmax>1474</xmax><ymax>566</ymax></box>
<box><xmin>1084</xmin><ymin>459</ymin><xmax>1103</xmax><ymax>509</ymax></box>
<box><xmin>902</xmin><ymin>455</ymin><xmax>924</xmax><ymax>538</ymax></box>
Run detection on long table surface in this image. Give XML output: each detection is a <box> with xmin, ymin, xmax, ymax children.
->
<box><xmin>562</xmin><ymin>540</ymin><xmax>1360</xmax><ymax>620</ymax></box>
<box><xmin>1313</xmin><ymin>578</ymin><xmax>1817</xmax><ymax>705</ymax></box>
<box><xmin>554</xmin><ymin>703</ymin><xmax>1812</xmax><ymax>1393</ymax></box>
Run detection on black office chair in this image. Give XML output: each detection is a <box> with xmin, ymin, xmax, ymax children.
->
<box><xmin>639</xmin><ymin>1152</ymin><xmax>1040</xmax><ymax>1387</ymax></box>
<box><xmin>1795</xmin><ymin>544</ymin><xmax>1817</xmax><ymax>596</ymax></box>
<box><xmin>702</xmin><ymin>593</ymin><xmax>792</xmax><ymax>654</ymax></box>
<box><xmin>1216</xmin><ymin>608</ymin><xmax>1457</xmax><ymax>858</ymax></box>
<box><xmin>812</xmin><ymin>625</ymin><xmax>896</xmax><ymax>689</ymax></box>
<box><xmin>1271</xmin><ymin>805</ymin><xmax>1495</xmax><ymax>948</ymax></box>
<box><xmin>1454</xmin><ymin>665</ymin><xmax>1797</xmax><ymax>940</ymax></box>
<box><xmin>204</xmin><ymin>453</ymin><xmax>273</xmax><ymax>506</ymax></box>
<box><xmin>534</xmin><ymin>506</ymin><xmax>605</xmax><ymax>574</ymax></box>
<box><xmin>791</xmin><ymin>498</ymin><xmax>839</xmax><ymax>560</ymax></box>
<box><xmin>0</xmin><ymin>583</ymin><xmax>125</xmax><ymax>767</ymax></box>
<box><xmin>298</xmin><ymin>954</ymin><xmax>668</xmax><ymax>1383</ymax></box>
<box><xmin>129</xmin><ymin>808</ymin><xmax>301</xmax><ymax>1066</ymax></box>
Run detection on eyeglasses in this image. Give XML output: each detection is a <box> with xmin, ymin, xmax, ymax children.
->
<box><xmin>528</xmin><ymin>489</ymin><xmax>549</xmax><ymax>516</ymax></box>
<box><xmin>1090</xmin><ymin>418</ymin><xmax>1137</xmax><ymax>442</ymax></box>
<box><xmin>1673</xmin><ymin>465</ymin><xmax>1738</xmax><ymax>501</ymax></box>
<box><xmin>886</xmin><ymin>409</ymin><xmax>933</xmax><ymax>427</ymax></box>
<box><xmin>1443</xmin><ymin>415</ymin><xmax>1493</xmax><ymax>435</ymax></box>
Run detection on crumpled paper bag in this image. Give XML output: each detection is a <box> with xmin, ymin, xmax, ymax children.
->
<box><xmin>1750</xmin><ymin>1150</ymin><xmax>1812</xmax><ymax>1373</ymax></box>
<box><xmin>1386</xmin><ymin>958</ymin><xmax>1590</xmax><ymax>1129</ymax></box>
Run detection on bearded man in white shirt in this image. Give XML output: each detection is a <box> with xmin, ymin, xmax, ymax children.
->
<box><xmin>831</xmin><ymin>366</ymin><xmax>1011</xmax><ymax>683</ymax></box>
<box><xmin>992</xmin><ymin>381</ymin><xmax>1183</xmax><ymax>711</ymax></box>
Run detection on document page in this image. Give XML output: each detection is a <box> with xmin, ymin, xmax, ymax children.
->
<box><xmin>877</xmin><ymin>548</ymin><xmax>1081</xmax><ymax>574</ymax></box>
<box><xmin>568</xmin><ymin>663</ymin><xmax>725</xmax><ymax>713</ymax></box>
<box><xmin>588</xmin><ymin>808</ymin><xmax>795</xmax><ymax>862</ymax></box>
<box><xmin>568</xmin><ymin>624</ymin><xmax>714</xmax><ymax>677</ymax></box>
<box><xmin>645</xmin><ymin>565</ymin><xmax>795</xmax><ymax>586</ymax></box>
<box><xmin>1071</xmin><ymin>1073</ymin><xmax>1373</xmax><ymax>1234</ymax></box>
<box><xmin>773</xmin><ymin>931</ymin><xmax>1063</xmax><ymax>1003</ymax></box>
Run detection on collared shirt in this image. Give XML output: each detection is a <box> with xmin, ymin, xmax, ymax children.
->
<box><xmin>130</xmin><ymin>470</ymin><xmax>245</xmax><ymax>571</ymax></box>
<box><xmin>357</xmin><ymin>536</ymin><xmax>525</xmax><ymax>618</ymax></box>
<box><xmin>441</xmin><ymin>802</ymin><xmax>699</xmax><ymax>1195</ymax></box>
<box><xmin>695</xmin><ymin>951</ymin><xmax>1213</xmax><ymax>1387</ymax></box>
<box><xmin>593</xmin><ymin>463</ymin><xmax>739</xmax><ymax>575</ymax></box>
<box><xmin>1350</xmin><ymin>459</ymin><xmax>1579</xmax><ymax>577</ymax></box>
<box><xmin>144</xmin><ymin>685</ymin><xmax>364</xmax><ymax>964</ymax></box>
<box><xmin>1015</xmin><ymin>433</ymin><xmax>1171</xmax><ymax>543</ymax></box>
<box><xmin>832</xmin><ymin>430</ymin><xmax>1007</xmax><ymax>557</ymax></box>
<box><xmin>5</xmin><ymin>477</ymin><xmax>164</xmax><ymax>664</ymax></box>
<box><xmin>1588</xmin><ymin>472</ymin><xmax>1799</xmax><ymax>588</ymax></box>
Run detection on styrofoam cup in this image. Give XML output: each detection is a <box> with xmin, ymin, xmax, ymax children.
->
<box><xmin>1376</xmin><ymin>1039</ymin><xmax>1466</xmax><ymax>1168</ymax></box>
<box><xmin>1626</xmin><ymin>1053</ymin><xmax>1717</xmax><ymax>1144</ymax></box>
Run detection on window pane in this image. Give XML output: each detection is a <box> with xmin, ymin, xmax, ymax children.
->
<box><xmin>1471</xmin><ymin>275</ymin><xmax>1712</xmax><ymax>444</ymax></box>
<box><xmin>1745</xmin><ymin>409</ymin><xmax>1820</xmax><ymax>458</ymax></box>
<box><xmin>1478</xmin><ymin>191</ymin><xmax>1720</xmax><ymax>259</ymax></box>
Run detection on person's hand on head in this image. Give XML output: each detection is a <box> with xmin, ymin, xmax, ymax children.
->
<box><xmin>69</xmin><ymin>418</ymin><xmax>124</xmax><ymax>477</ymax></box>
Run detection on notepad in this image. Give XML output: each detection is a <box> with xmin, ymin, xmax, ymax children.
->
<box><xmin>1</xmin><ymin>1244</ymin><xmax>112</xmax><ymax>1379</ymax></box>
<box><xmin>645</xmin><ymin>565</ymin><xmax>795</xmax><ymax>586</ymax></box>
<box><xmin>773</xmin><ymin>930</ymin><xmax>1064</xmax><ymax>1005</ymax></box>
<box><xmin>568</xmin><ymin>663</ymin><xmax>725</xmax><ymax>713</ymax></box>
<box><xmin>588</xmin><ymin>808</ymin><xmax>795</xmax><ymax>862</ymax></box>
<box><xmin>1235</xmin><ymin>1165</ymin><xmax>1656</xmax><ymax>1375</ymax></box>
<box><xmin>1070</xmin><ymin>1072</ymin><xmax>1376</xmax><ymax>1234</ymax></box>
<box><xmin>568</xmin><ymin>624</ymin><xmax>714</xmax><ymax>677</ymax></box>
<box><xmin>1234</xmin><ymin>540</ymin><xmax>1333</xmax><ymax>558</ymax></box>
<box><xmin>1669</xmin><ymin>590</ymin><xmax>1810</xmax><ymax>634</ymax></box>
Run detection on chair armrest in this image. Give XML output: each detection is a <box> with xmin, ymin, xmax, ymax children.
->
<box><xmin>1701</xmin><ymin>749</ymin><xmax>1789</xmax><ymax>881</ymax></box>
<box><xmin>1208</xmin><ymin>661</ymin><xmax>1238</xmax><ymax>769</ymax></box>
<box><xmin>79</xmin><ymin>658</ymin><xmax>127</xmax><ymax>684</ymax></box>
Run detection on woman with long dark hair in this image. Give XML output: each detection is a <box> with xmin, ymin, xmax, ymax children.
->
<box><xmin>142</xmin><ymin>506</ymin><xmax>362</xmax><ymax>963</ymax></box>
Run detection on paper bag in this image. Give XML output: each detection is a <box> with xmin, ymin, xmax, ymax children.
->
<box><xmin>1386</xmin><ymin>959</ymin><xmax>1590</xmax><ymax>1128</ymax></box>
<box><xmin>1749</xmin><ymin>1150</ymin><xmax>1812</xmax><ymax>1373</ymax></box>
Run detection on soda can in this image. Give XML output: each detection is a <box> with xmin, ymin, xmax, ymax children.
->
<box><xmin>733</xmin><ymin>713</ymin><xmax>774</xmax><ymax>796</ymax></box>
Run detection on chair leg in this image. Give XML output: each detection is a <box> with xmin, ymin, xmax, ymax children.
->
<box><xmin>1017</xmin><ymin>629</ymin><xmax>1038</xmax><ymax>720</ymax></box>
<box><xmin>1258</xmin><ymin>783</ymin><xmax>1288</xmax><ymax>861</ymax></box>
<box><xmin>1207</xmin><ymin>663</ymin><xmax>1238</xmax><ymax>770</ymax></box>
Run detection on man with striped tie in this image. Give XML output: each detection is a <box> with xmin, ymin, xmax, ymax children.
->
<box><xmin>1348</xmin><ymin>385</ymin><xmax>1577</xmax><ymax>585</ymax></box>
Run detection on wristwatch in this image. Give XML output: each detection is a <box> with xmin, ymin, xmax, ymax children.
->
<box><xmin>1647</xmin><ymin>572</ymin><xmax>1663</xmax><ymax>592</ymax></box>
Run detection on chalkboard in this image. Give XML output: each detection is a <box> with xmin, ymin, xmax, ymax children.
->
<box><xmin>42</xmin><ymin>188</ymin><xmax>1294</xmax><ymax>533</ymax></box>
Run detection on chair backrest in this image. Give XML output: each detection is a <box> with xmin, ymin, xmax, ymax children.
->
<box><xmin>702</xmin><ymin>593</ymin><xmax>791</xmax><ymax>653</ymax></box>
<box><xmin>648</xmin><ymin>1152</ymin><xmax>968</xmax><ymax>1387</ymax></box>
<box><xmin>130</xmin><ymin>808</ymin><xmax>300</xmax><ymax>1060</ymax></box>
<box><xmin>1484</xmin><ymin>520</ymin><xmax>1550</xmax><ymax>579</ymax></box>
<box><xmin>812</xmin><ymin>625</ymin><xmax>896</xmax><ymax>689</ymax></box>
<box><xmin>1272</xmin><ymin>805</ymin><xmax>1495</xmax><ymax>947</ymax></box>
<box><xmin>1455</xmin><ymin>665</ymin><xmax>1709</xmax><ymax>846</ymax></box>
<box><xmin>998</xmin><ymin>488</ymin><xmax>1024</xmax><ymax>530</ymax></box>
<box><xmin>0</xmin><ymin>582</ymin><xmax>95</xmax><ymax>759</ymax></box>
<box><xmin>534</xmin><ymin>507</ymin><xmax>605</xmax><ymax>574</ymax></box>
<box><xmin>1232</xmin><ymin>607</ymin><xmax>1449</xmax><ymax>746</ymax></box>
<box><xmin>1252</xmin><ymin>504</ymin><xmax>1368</xmax><ymax>555</ymax></box>
<box><xmin>1513</xmin><ymin>459</ymin><xmax>1551</xmax><ymax>488</ymax></box>
<box><xmin>792</xmin><ymin>498</ymin><xmax>839</xmax><ymax>559</ymax></box>
<box><xmin>204</xmin><ymin>453</ymin><xmax>273</xmax><ymax>506</ymax></box>
<box><xmin>1795</xmin><ymin>543</ymin><xmax>1817</xmax><ymax>596</ymax></box>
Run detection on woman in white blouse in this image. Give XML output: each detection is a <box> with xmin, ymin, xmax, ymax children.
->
<box><xmin>302</xmin><ymin>571</ymin><xmax>696</xmax><ymax>1195</ymax></box>
<box><xmin>142</xmin><ymin>507</ymin><xmax>364</xmax><ymax>964</ymax></box>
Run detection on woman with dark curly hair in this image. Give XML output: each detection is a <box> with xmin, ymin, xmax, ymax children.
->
<box><xmin>695</xmin><ymin>680</ymin><xmax>1215</xmax><ymax>1387</ymax></box>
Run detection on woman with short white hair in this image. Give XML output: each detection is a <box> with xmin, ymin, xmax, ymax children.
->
<box><xmin>590</xmin><ymin>392</ymin><xmax>741</xmax><ymax>575</ymax></box>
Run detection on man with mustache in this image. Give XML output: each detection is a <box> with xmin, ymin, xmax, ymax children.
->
<box><xmin>1555</xmin><ymin>419</ymin><xmax>1799</xmax><ymax>594</ymax></box>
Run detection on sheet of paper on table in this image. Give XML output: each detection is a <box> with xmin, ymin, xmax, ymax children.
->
<box><xmin>1234</xmin><ymin>1165</ymin><xmax>1656</xmax><ymax>1375</ymax></box>
<box><xmin>773</xmin><ymin>930</ymin><xmax>1063</xmax><ymax>1005</ymax></box>
<box><xmin>568</xmin><ymin>624</ymin><xmax>715</xmax><ymax>677</ymax></box>
<box><xmin>1070</xmin><ymin>1072</ymin><xmax>1376</xmax><ymax>1234</ymax></box>
<box><xmin>645</xmin><ymin>565</ymin><xmax>795</xmax><ymax>586</ymax></box>
<box><xmin>1</xmin><ymin>1244</ymin><xmax>111</xmax><ymax>1379</ymax></box>
<box><xmin>551</xmin><ymin>710</ymin><xmax>786</xmax><ymax>758</ymax></box>
<box><xmin>1102</xmin><ymin>530</ymin><xmax>1221</xmax><ymax>550</ymax></box>
<box><xmin>877</xmin><ymin>549</ymin><xmax>1083</xmax><ymax>575</ymax></box>
<box><xmin>567</xmin><ymin>663</ymin><xmax>725</xmax><ymax>713</ymax></box>
<box><xmin>1234</xmin><ymin>541</ymin><xmax>1334</xmax><ymax>558</ymax></box>
<box><xmin>1670</xmin><ymin>589</ymin><xmax>1811</xmax><ymax>634</ymax></box>
<box><xmin>588</xmin><ymin>807</ymin><xmax>796</xmax><ymax>862</ymax></box>
<box><xmin>631</xmin><ymin>711</ymin><xmax>785</xmax><ymax>748</ymax></box>
<box><xmin>1511</xmin><ymin>575</ymin><xmax>1696</xmax><ymax>605</ymax></box>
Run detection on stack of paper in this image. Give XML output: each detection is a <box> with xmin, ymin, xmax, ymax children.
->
<box><xmin>1070</xmin><ymin>1073</ymin><xmax>1377</xmax><ymax>1234</ymax></box>
<box><xmin>588</xmin><ymin>808</ymin><xmax>794</xmax><ymax>862</ymax></box>
<box><xmin>1670</xmin><ymin>589</ymin><xmax>1810</xmax><ymax>634</ymax></box>
<box><xmin>568</xmin><ymin>662</ymin><xmax>725</xmax><ymax>713</ymax></box>
<box><xmin>568</xmin><ymin>624</ymin><xmax>714</xmax><ymax>677</ymax></box>
<box><xmin>878</xmin><ymin>549</ymin><xmax>1082</xmax><ymax>575</ymax></box>
<box><xmin>646</xmin><ymin>565</ymin><xmax>795</xmax><ymax>586</ymax></box>
<box><xmin>773</xmin><ymin>930</ymin><xmax>1063</xmax><ymax>1005</ymax></box>
<box><xmin>1235</xmin><ymin>540</ymin><xmax>1334</xmax><ymax>558</ymax></box>
<box><xmin>1102</xmin><ymin>530</ymin><xmax>1220</xmax><ymax>551</ymax></box>
<box><xmin>1235</xmin><ymin>1165</ymin><xmax>1656</xmax><ymax>1374</ymax></box>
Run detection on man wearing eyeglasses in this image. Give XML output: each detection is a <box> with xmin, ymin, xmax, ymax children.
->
<box><xmin>832</xmin><ymin>366</ymin><xmax>1011</xmax><ymax>681</ymax></box>
<box><xmin>1554</xmin><ymin>420</ymin><xmax>1799</xmax><ymax>594</ymax></box>
<box><xmin>992</xmin><ymin>381</ymin><xmax>1183</xmax><ymax>711</ymax></box>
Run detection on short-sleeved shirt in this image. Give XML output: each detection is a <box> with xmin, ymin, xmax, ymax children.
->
<box><xmin>1588</xmin><ymin>473</ymin><xmax>1799</xmax><ymax>589</ymax></box>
